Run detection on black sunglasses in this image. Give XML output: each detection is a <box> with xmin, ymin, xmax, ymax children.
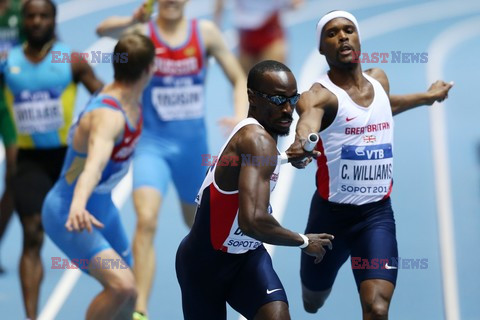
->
<box><xmin>251</xmin><ymin>89</ymin><xmax>300</xmax><ymax>106</ymax></box>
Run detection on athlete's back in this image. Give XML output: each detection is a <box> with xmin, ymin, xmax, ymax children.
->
<box><xmin>57</xmin><ymin>95</ymin><xmax>142</xmax><ymax>194</ymax></box>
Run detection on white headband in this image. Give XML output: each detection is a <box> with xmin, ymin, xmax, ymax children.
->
<box><xmin>316</xmin><ymin>10</ymin><xmax>360</xmax><ymax>51</ymax></box>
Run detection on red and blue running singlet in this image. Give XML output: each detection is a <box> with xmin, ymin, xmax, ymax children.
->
<box><xmin>194</xmin><ymin>118</ymin><xmax>281</xmax><ymax>254</ymax></box>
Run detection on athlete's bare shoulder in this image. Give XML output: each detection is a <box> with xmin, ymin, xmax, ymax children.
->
<box><xmin>197</xmin><ymin>19</ymin><xmax>216</xmax><ymax>40</ymax></box>
<box><xmin>310</xmin><ymin>82</ymin><xmax>336</xmax><ymax>99</ymax></box>
<box><xmin>298</xmin><ymin>82</ymin><xmax>337</xmax><ymax>114</ymax></box>
<box><xmin>365</xmin><ymin>68</ymin><xmax>390</xmax><ymax>95</ymax></box>
<box><xmin>197</xmin><ymin>19</ymin><xmax>224</xmax><ymax>52</ymax></box>
<box><xmin>235</xmin><ymin>123</ymin><xmax>277</xmax><ymax>158</ymax></box>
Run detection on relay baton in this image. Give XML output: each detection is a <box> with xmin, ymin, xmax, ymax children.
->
<box><xmin>279</xmin><ymin>133</ymin><xmax>319</xmax><ymax>164</ymax></box>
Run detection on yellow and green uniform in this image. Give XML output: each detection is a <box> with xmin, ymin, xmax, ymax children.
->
<box><xmin>0</xmin><ymin>97</ymin><xmax>15</xmax><ymax>146</ymax></box>
<box><xmin>0</xmin><ymin>0</ymin><xmax>23</xmax><ymax>57</ymax></box>
<box><xmin>0</xmin><ymin>0</ymin><xmax>24</xmax><ymax>147</ymax></box>
<box><xmin>3</xmin><ymin>42</ymin><xmax>77</xmax><ymax>149</ymax></box>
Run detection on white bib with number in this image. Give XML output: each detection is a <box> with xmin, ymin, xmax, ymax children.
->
<box><xmin>151</xmin><ymin>85</ymin><xmax>204</xmax><ymax>121</ymax></box>
<box><xmin>315</xmin><ymin>73</ymin><xmax>394</xmax><ymax>205</ymax></box>
<box><xmin>14</xmin><ymin>91</ymin><xmax>64</xmax><ymax>134</ymax></box>
<box><xmin>338</xmin><ymin>144</ymin><xmax>393</xmax><ymax>196</ymax></box>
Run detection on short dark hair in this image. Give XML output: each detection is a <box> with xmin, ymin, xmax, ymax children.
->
<box><xmin>22</xmin><ymin>0</ymin><xmax>56</xmax><ymax>18</ymax></box>
<box><xmin>247</xmin><ymin>60</ymin><xmax>292</xmax><ymax>91</ymax></box>
<box><xmin>113</xmin><ymin>34</ymin><xmax>155</xmax><ymax>83</ymax></box>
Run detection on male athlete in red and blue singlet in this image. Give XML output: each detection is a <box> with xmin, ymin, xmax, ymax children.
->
<box><xmin>42</xmin><ymin>34</ymin><xmax>155</xmax><ymax>319</ymax></box>
<box><xmin>176</xmin><ymin>60</ymin><xmax>334</xmax><ymax>320</ymax></box>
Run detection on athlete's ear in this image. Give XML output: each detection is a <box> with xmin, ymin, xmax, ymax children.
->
<box><xmin>247</xmin><ymin>88</ymin><xmax>256</xmax><ymax>107</ymax></box>
<box><xmin>147</xmin><ymin>61</ymin><xmax>156</xmax><ymax>77</ymax></box>
<box><xmin>149</xmin><ymin>61</ymin><xmax>157</xmax><ymax>73</ymax></box>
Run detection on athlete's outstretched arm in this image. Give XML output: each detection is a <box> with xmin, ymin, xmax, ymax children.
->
<box><xmin>366</xmin><ymin>68</ymin><xmax>453</xmax><ymax>116</ymax></box>
<box><xmin>201</xmin><ymin>20</ymin><xmax>248</xmax><ymax>132</ymax></box>
<box><xmin>295</xmin><ymin>86</ymin><xmax>327</xmax><ymax>142</ymax></box>
<box><xmin>237</xmin><ymin>128</ymin><xmax>333</xmax><ymax>262</ymax></box>
<box><xmin>72</xmin><ymin>58</ymin><xmax>104</xmax><ymax>94</ymax></box>
<box><xmin>66</xmin><ymin>109</ymin><xmax>124</xmax><ymax>233</ymax></box>
<box><xmin>389</xmin><ymin>80</ymin><xmax>454</xmax><ymax>116</ymax></box>
<box><xmin>286</xmin><ymin>84</ymin><xmax>332</xmax><ymax>167</ymax></box>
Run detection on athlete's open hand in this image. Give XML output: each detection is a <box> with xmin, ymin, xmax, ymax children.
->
<box><xmin>426</xmin><ymin>80</ymin><xmax>454</xmax><ymax>104</ymax></box>
<box><xmin>65</xmin><ymin>207</ymin><xmax>104</xmax><ymax>233</ymax></box>
<box><xmin>302</xmin><ymin>233</ymin><xmax>334</xmax><ymax>264</ymax></box>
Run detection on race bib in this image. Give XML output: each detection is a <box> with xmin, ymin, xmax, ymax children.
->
<box><xmin>151</xmin><ymin>85</ymin><xmax>204</xmax><ymax>121</ymax></box>
<box><xmin>225</xmin><ymin>217</ymin><xmax>262</xmax><ymax>253</ymax></box>
<box><xmin>338</xmin><ymin>144</ymin><xmax>393</xmax><ymax>196</ymax></box>
<box><xmin>13</xmin><ymin>90</ymin><xmax>64</xmax><ymax>134</ymax></box>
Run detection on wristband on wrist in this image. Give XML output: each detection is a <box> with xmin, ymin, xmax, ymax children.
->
<box><xmin>298</xmin><ymin>233</ymin><xmax>309</xmax><ymax>249</ymax></box>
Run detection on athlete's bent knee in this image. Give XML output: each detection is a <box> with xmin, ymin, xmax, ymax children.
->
<box><xmin>303</xmin><ymin>298</ymin><xmax>325</xmax><ymax>314</ymax></box>
<box><xmin>302</xmin><ymin>286</ymin><xmax>330</xmax><ymax>313</ymax></box>
<box><xmin>360</xmin><ymin>280</ymin><xmax>393</xmax><ymax>320</ymax></box>
<box><xmin>364</xmin><ymin>301</ymin><xmax>389</xmax><ymax>320</ymax></box>
<box><xmin>22</xmin><ymin>219</ymin><xmax>44</xmax><ymax>250</ymax></box>
<box><xmin>109</xmin><ymin>278</ymin><xmax>138</xmax><ymax>304</ymax></box>
<box><xmin>136</xmin><ymin>212</ymin><xmax>158</xmax><ymax>235</ymax></box>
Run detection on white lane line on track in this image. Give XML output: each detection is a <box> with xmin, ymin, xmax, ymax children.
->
<box><xmin>426</xmin><ymin>16</ymin><xmax>480</xmax><ymax>320</ymax></box>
